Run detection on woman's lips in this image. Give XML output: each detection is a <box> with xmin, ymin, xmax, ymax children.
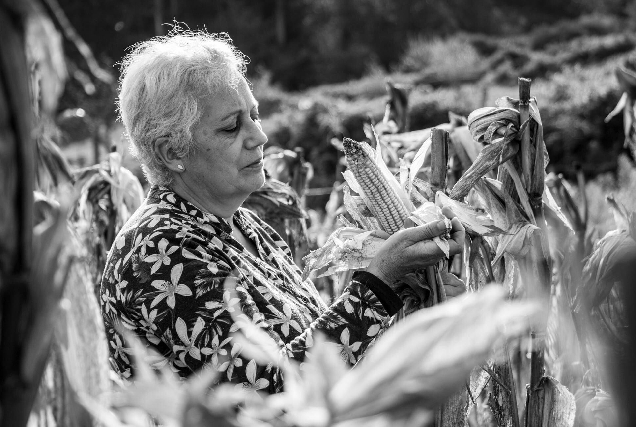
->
<box><xmin>245</xmin><ymin>158</ymin><xmax>263</xmax><ymax>168</ymax></box>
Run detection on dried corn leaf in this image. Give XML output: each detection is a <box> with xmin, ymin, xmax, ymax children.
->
<box><xmin>543</xmin><ymin>183</ymin><xmax>574</xmax><ymax>232</ymax></box>
<box><xmin>22</xmin><ymin>199</ymin><xmax>71</xmax><ymax>384</ymax></box>
<box><xmin>467</xmin><ymin>107</ymin><xmax>519</xmax><ymax>144</ymax></box>
<box><xmin>408</xmin><ymin>136</ymin><xmax>432</xmax><ymax>196</ymax></box>
<box><xmin>606</xmin><ymin>194</ymin><xmax>631</xmax><ymax>231</ymax></box>
<box><xmin>410</xmin><ymin>177</ymin><xmax>435</xmax><ymax>203</ymax></box>
<box><xmin>108</xmin><ymin>152</ymin><xmax>145</xmax><ymax>226</ymax></box>
<box><xmin>302</xmin><ymin>228</ymin><xmax>386</xmax><ymax>279</ymax></box>
<box><xmin>436</xmin><ymin>191</ymin><xmax>503</xmax><ymax>237</ymax></box>
<box><xmin>474</xmin><ymin>178</ymin><xmax>508</xmax><ymax>231</ymax></box>
<box><xmin>582</xmin><ymin>390</ymin><xmax>618</xmax><ymax>427</ymax></box>
<box><xmin>25</xmin><ymin>7</ymin><xmax>67</xmax><ymax>113</ymax></box>
<box><xmin>329</xmin><ymin>286</ymin><xmax>541</xmax><ymax>423</ymax></box>
<box><xmin>575</xmin><ymin>229</ymin><xmax>636</xmax><ymax>312</ymax></box>
<box><xmin>450</xmin><ymin>125</ymin><xmax>481</xmax><ymax>163</ymax></box>
<box><xmin>605</xmin><ymin>92</ymin><xmax>628</xmax><ymax>123</ymax></box>
<box><xmin>449</xmin><ymin>138</ymin><xmax>508</xmax><ymax>201</ymax></box>
<box><xmin>379</xmin><ymin>123</ymin><xmax>453</xmax><ymax>154</ymax></box>
<box><xmin>408</xmin><ymin>201</ymin><xmax>449</xmax><ymax>257</ymax></box>
<box><xmin>492</xmin><ymin>222</ymin><xmax>539</xmax><ymax>265</ymax></box>
<box><xmin>112</xmin><ymin>330</ymin><xmax>188</xmax><ymax>423</ymax></box>
<box><xmin>342</xmin><ymin>169</ymin><xmax>365</xmax><ymax>198</ymax></box>
<box><xmin>343</xmin><ymin>184</ymin><xmax>380</xmax><ymax>231</ymax></box>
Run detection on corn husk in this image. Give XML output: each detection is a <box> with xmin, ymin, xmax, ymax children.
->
<box><xmin>574</xmin><ymin>229</ymin><xmax>636</xmax><ymax>312</ymax></box>
<box><xmin>304</xmin><ymin>138</ymin><xmax>451</xmax><ymax>279</ymax></box>
<box><xmin>580</xmin><ymin>390</ymin><xmax>618</xmax><ymax>427</ymax></box>
<box><xmin>301</xmin><ymin>227</ymin><xmax>387</xmax><ymax>279</ymax></box>
<box><xmin>436</xmin><ymin>191</ymin><xmax>503</xmax><ymax>237</ymax></box>
<box><xmin>450</xmin><ymin>125</ymin><xmax>482</xmax><ymax>164</ymax></box>
<box><xmin>408</xmin><ymin>201</ymin><xmax>450</xmax><ymax>257</ymax></box>
<box><xmin>379</xmin><ymin>123</ymin><xmax>453</xmax><ymax>155</ymax></box>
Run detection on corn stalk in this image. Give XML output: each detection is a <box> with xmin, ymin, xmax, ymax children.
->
<box><xmin>430</xmin><ymin>128</ymin><xmax>449</xmax><ymax>306</ymax></box>
<box><xmin>0</xmin><ymin>1</ymin><xmax>37</xmax><ymax>425</ymax></box>
<box><xmin>517</xmin><ymin>78</ymin><xmax>555</xmax><ymax>427</ymax></box>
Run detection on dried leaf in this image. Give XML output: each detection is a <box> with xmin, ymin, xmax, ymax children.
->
<box><xmin>408</xmin><ymin>201</ymin><xmax>449</xmax><ymax>256</ymax></box>
<box><xmin>474</xmin><ymin>179</ymin><xmax>508</xmax><ymax>230</ymax></box>
<box><xmin>25</xmin><ymin>7</ymin><xmax>67</xmax><ymax>113</ymax></box>
<box><xmin>449</xmin><ymin>137</ymin><xmax>512</xmax><ymax>201</ymax></box>
<box><xmin>22</xmin><ymin>199</ymin><xmax>70</xmax><ymax>384</ymax></box>
<box><xmin>343</xmin><ymin>184</ymin><xmax>380</xmax><ymax>231</ymax></box>
<box><xmin>329</xmin><ymin>286</ymin><xmax>541</xmax><ymax>422</ymax></box>
<box><xmin>543</xmin><ymin>183</ymin><xmax>574</xmax><ymax>232</ymax></box>
<box><xmin>583</xmin><ymin>390</ymin><xmax>618</xmax><ymax>427</ymax></box>
<box><xmin>606</xmin><ymin>194</ymin><xmax>631</xmax><ymax>231</ymax></box>
<box><xmin>492</xmin><ymin>222</ymin><xmax>539</xmax><ymax>265</ymax></box>
<box><xmin>502</xmin><ymin>162</ymin><xmax>535</xmax><ymax>224</ymax></box>
<box><xmin>112</xmin><ymin>331</ymin><xmax>187</xmax><ymax>423</ymax></box>
<box><xmin>436</xmin><ymin>191</ymin><xmax>503</xmax><ymax>237</ymax></box>
<box><xmin>450</xmin><ymin>125</ymin><xmax>481</xmax><ymax>163</ymax></box>
<box><xmin>408</xmin><ymin>136</ymin><xmax>432</xmax><ymax>196</ymax></box>
<box><xmin>575</xmin><ymin>230</ymin><xmax>636</xmax><ymax>312</ymax></box>
<box><xmin>302</xmin><ymin>228</ymin><xmax>387</xmax><ymax>279</ymax></box>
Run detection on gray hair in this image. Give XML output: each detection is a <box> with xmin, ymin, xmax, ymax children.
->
<box><xmin>117</xmin><ymin>30</ymin><xmax>248</xmax><ymax>186</ymax></box>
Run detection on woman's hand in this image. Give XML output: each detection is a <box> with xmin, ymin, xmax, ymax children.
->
<box><xmin>366</xmin><ymin>206</ymin><xmax>465</xmax><ymax>289</ymax></box>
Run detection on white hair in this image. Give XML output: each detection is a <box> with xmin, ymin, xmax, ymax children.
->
<box><xmin>117</xmin><ymin>30</ymin><xmax>248</xmax><ymax>186</ymax></box>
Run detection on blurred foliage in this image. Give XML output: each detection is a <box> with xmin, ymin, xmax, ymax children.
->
<box><xmin>51</xmin><ymin>1</ymin><xmax>636</xmax><ymax>210</ymax></box>
<box><xmin>57</xmin><ymin>0</ymin><xmax>633</xmax><ymax>90</ymax></box>
<box><xmin>253</xmin><ymin>15</ymin><xmax>636</xmax><ymax>209</ymax></box>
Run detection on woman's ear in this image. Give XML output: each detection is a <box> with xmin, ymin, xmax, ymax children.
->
<box><xmin>153</xmin><ymin>137</ymin><xmax>186</xmax><ymax>172</ymax></box>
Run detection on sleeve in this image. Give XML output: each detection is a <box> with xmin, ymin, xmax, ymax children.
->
<box><xmin>102</xmin><ymin>215</ymin><xmax>398</xmax><ymax>394</ymax></box>
<box><xmin>281</xmin><ymin>277</ymin><xmax>397</xmax><ymax>365</ymax></box>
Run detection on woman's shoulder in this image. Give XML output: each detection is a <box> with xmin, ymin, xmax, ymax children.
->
<box><xmin>101</xmin><ymin>188</ymin><xmax>206</xmax><ymax>286</ymax></box>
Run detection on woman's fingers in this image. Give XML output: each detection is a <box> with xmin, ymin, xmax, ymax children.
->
<box><xmin>448</xmin><ymin>217</ymin><xmax>465</xmax><ymax>254</ymax></box>
<box><xmin>402</xmin><ymin>220</ymin><xmax>448</xmax><ymax>243</ymax></box>
<box><xmin>441</xmin><ymin>205</ymin><xmax>457</xmax><ymax>220</ymax></box>
<box><xmin>371</xmin><ymin>229</ymin><xmax>391</xmax><ymax>240</ymax></box>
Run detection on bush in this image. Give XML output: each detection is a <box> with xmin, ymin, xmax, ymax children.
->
<box><xmin>528</xmin><ymin>14</ymin><xmax>622</xmax><ymax>50</ymax></box>
<box><xmin>397</xmin><ymin>35</ymin><xmax>483</xmax><ymax>75</ymax></box>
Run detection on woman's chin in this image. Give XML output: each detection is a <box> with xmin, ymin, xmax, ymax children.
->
<box><xmin>244</xmin><ymin>169</ymin><xmax>266</xmax><ymax>192</ymax></box>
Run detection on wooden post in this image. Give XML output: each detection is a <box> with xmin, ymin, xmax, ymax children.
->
<box><xmin>519</xmin><ymin>77</ymin><xmax>554</xmax><ymax>427</ymax></box>
<box><xmin>430</xmin><ymin>128</ymin><xmax>449</xmax><ymax>193</ymax></box>
<box><xmin>518</xmin><ymin>78</ymin><xmax>532</xmax><ymax>190</ymax></box>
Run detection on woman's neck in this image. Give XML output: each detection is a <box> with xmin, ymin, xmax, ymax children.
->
<box><xmin>169</xmin><ymin>179</ymin><xmax>246</xmax><ymax>221</ymax></box>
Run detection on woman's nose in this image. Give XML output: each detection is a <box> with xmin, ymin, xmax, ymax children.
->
<box><xmin>245</xmin><ymin>118</ymin><xmax>268</xmax><ymax>148</ymax></box>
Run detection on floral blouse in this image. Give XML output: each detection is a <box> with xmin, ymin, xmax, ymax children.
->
<box><xmin>100</xmin><ymin>186</ymin><xmax>395</xmax><ymax>393</ymax></box>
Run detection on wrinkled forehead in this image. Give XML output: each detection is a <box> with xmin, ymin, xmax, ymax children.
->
<box><xmin>203</xmin><ymin>73</ymin><xmax>253</xmax><ymax>101</ymax></box>
<box><xmin>196</xmin><ymin>76</ymin><xmax>255</xmax><ymax>115</ymax></box>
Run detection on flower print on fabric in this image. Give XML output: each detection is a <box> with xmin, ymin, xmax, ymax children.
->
<box><xmin>100</xmin><ymin>186</ymin><xmax>392</xmax><ymax>393</ymax></box>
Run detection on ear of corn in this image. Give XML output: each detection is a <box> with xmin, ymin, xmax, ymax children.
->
<box><xmin>343</xmin><ymin>137</ymin><xmax>410</xmax><ymax>234</ymax></box>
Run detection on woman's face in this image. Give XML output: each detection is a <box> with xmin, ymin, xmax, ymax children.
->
<box><xmin>182</xmin><ymin>77</ymin><xmax>268</xmax><ymax>207</ymax></box>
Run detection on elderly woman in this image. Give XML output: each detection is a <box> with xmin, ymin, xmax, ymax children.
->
<box><xmin>100</xmin><ymin>31</ymin><xmax>465</xmax><ymax>392</ymax></box>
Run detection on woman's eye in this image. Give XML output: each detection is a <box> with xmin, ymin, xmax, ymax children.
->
<box><xmin>223</xmin><ymin>119</ymin><xmax>240</xmax><ymax>133</ymax></box>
